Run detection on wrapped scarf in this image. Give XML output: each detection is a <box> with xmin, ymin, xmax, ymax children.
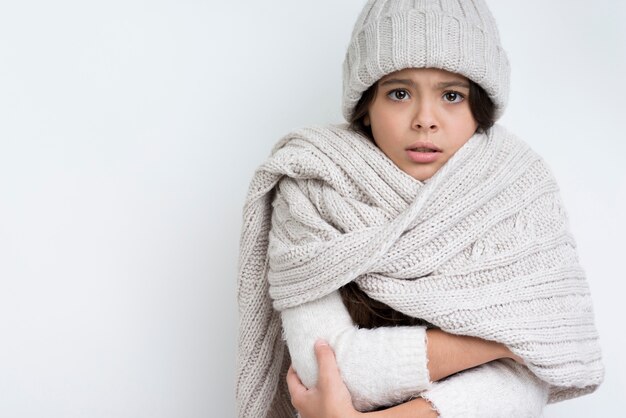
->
<box><xmin>236</xmin><ymin>123</ymin><xmax>604</xmax><ymax>418</ymax></box>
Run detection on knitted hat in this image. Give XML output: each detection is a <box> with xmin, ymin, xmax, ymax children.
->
<box><xmin>342</xmin><ymin>0</ymin><xmax>510</xmax><ymax>122</ymax></box>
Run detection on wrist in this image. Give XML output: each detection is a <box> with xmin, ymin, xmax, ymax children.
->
<box><xmin>489</xmin><ymin>340</ymin><xmax>511</xmax><ymax>360</ymax></box>
<box><xmin>363</xmin><ymin>397</ymin><xmax>438</xmax><ymax>418</ymax></box>
<box><xmin>501</xmin><ymin>345</ymin><xmax>524</xmax><ymax>364</ymax></box>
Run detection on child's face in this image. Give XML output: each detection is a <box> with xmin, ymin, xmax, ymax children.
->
<box><xmin>365</xmin><ymin>67</ymin><xmax>478</xmax><ymax>182</ymax></box>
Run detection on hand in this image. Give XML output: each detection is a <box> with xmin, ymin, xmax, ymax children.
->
<box><xmin>286</xmin><ymin>340</ymin><xmax>361</xmax><ymax>418</ymax></box>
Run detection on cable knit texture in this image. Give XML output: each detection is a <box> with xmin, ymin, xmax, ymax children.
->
<box><xmin>236</xmin><ymin>123</ymin><xmax>604</xmax><ymax>418</ymax></box>
<box><xmin>342</xmin><ymin>0</ymin><xmax>510</xmax><ymax>121</ymax></box>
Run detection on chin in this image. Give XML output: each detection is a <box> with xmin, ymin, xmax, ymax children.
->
<box><xmin>408</xmin><ymin>167</ymin><xmax>436</xmax><ymax>182</ymax></box>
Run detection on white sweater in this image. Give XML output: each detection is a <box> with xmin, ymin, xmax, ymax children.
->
<box><xmin>281</xmin><ymin>290</ymin><xmax>550</xmax><ymax>417</ymax></box>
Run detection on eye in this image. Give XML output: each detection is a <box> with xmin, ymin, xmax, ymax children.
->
<box><xmin>387</xmin><ymin>89</ymin><xmax>410</xmax><ymax>102</ymax></box>
<box><xmin>443</xmin><ymin>91</ymin><xmax>465</xmax><ymax>103</ymax></box>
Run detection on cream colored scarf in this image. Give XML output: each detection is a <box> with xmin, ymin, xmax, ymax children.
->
<box><xmin>236</xmin><ymin>123</ymin><xmax>603</xmax><ymax>418</ymax></box>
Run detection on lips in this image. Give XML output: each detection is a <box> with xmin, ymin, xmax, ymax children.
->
<box><xmin>405</xmin><ymin>141</ymin><xmax>442</xmax><ymax>152</ymax></box>
<box><xmin>405</xmin><ymin>141</ymin><xmax>442</xmax><ymax>164</ymax></box>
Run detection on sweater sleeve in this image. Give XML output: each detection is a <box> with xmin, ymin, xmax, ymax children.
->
<box><xmin>281</xmin><ymin>290</ymin><xmax>432</xmax><ymax>411</ymax></box>
<box><xmin>420</xmin><ymin>359</ymin><xmax>550</xmax><ymax>418</ymax></box>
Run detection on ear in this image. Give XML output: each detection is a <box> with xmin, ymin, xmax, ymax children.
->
<box><xmin>364</xmin><ymin>115</ymin><xmax>370</xmax><ymax>126</ymax></box>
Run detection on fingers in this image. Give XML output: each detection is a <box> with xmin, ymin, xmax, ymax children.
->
<box><xmin>314</xmin><ymin>339</ymin><xmax>340</xmax><ymax>388</ymax></box>
<box><xmin>287</xmin><ymin>344</ymin><xmax>354</xmax><ymax>416</ymax></box>
<box><xmin>286</xmin><ymin>365</ymin><xmax>307</xmax><ymax>401</ymax></box>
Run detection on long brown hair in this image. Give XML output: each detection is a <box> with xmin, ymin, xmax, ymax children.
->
<box><xmin>339</xmin><ymin>281</ymin><xmax>432</xmax><ymax>329</ymax></box>
<box><xmin>341</xmin><ymin>75</ymin><xmax>496</xmax><ymax>329</ymax></box>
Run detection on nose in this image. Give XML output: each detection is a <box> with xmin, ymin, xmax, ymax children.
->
<box><xmin>412</xmin><ymin>101</ymin><xmax>438</xmax><ymax>132</ymax></box>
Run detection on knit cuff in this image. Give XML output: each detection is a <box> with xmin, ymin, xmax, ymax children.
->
<box><xmin>336</xmin><ymin>324</ymin><xmax>431</xmax><ymax>411</ymax></box>
<box><xmin>420</xmin><ymin>360</ymin><xmax>549</xmax><ymax>418</ymax></box>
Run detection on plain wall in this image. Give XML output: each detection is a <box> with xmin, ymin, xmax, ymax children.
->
<box><xmin>0</xmin><ymin>0</ymin><xmax>624</xmax><ymax>417</ymax></box>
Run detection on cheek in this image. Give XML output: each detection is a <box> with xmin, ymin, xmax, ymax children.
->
<box><xmin>372</xmin><ymin>110</ymin><xmax>401</xmax><ymax>139</ymax></box>
<box><xmin>373</xmin><ymin>106</ymin><xmax>408</xmax><ymax>130</ymax></box>
<box><xmin>451</xmin><ymin>108</ymin><xmax>478</xmax><ymax>134</ymax></box>
<box><xmin>465</xmin><ymin>114</ymin><xmax>478</xmax><ymax>135</ymax></box>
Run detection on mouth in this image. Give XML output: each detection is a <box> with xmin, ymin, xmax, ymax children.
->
<box><xmin>408</xmin><ymin>147</ymin><xmax>441</xmax><ymax>153</ymax></box>
<box><xmin>405</xmin><ymin>141</ymin><xmax>442</xmax><ymax>153</ymax></box>
<box><xmin>406</xmin><ymin>146</ymin><xmax>442</xmax><ymax>164</ymax></box>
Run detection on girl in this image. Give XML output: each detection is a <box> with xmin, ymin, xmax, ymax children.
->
<box><xmin>236</xmin><ymin>1</ymin><xmax>604</xmax><ymax>417</ymax></box>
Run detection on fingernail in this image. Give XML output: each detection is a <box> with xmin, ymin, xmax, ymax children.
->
<box><xmin>315</xmin><ymin>339</ymin><xmax>328</xmax><ymax>348</ymax></box>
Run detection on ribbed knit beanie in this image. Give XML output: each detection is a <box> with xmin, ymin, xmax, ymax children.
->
<box><xmin>342</xmin><ymin>0</ymin><xmax>510</xmax><ymax>122</ymax></box>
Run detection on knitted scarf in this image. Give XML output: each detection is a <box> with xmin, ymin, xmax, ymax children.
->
<box><xmin>236</xmin><ymin>123</ymin><xmax>604</xmax><ymax>418</ymax></box>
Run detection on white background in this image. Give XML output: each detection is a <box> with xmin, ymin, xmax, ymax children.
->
<box><xmin>0</xmin><ymin>0</ymin><xmax>624</xmax><ymax>417</ymax></box>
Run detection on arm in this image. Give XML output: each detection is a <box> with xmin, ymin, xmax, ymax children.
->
<box><xmin>282</xmin><ymin>290</ymin><xmax>430</xmax><ymax>411</ymax></box>
<box><xmin>425</xmin><ymin>328</ymin><xmax>518</xmax><ymax>382</ymax></box>
<box><xmin>287</xmin><ymin>341</ymin><xmax>548</xmax><ymax>418</ymax></box>
<box><xmin>287</xmin><ymin>340</ymin><xmax>437</xmax><ymax>418</ymax></box>
<box><xmin>366</xmin><ymin>360</ymin><xmax>549</xmax><ymax>418</ymax></box>
<box><xmin>281</xmin><ymin>290</ymin><xmax>519</xmax><ymax>411</ymax></box>
<box><xmin>420</xmin><ymin>360</ymin><xmax>550</xmax><ymax>418</ymax></box>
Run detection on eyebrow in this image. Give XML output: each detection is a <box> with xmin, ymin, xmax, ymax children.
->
<box><xmin>379</xmin><ymin>78</ymin><xmax>470</xmax><ymax>90</ymax></box>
